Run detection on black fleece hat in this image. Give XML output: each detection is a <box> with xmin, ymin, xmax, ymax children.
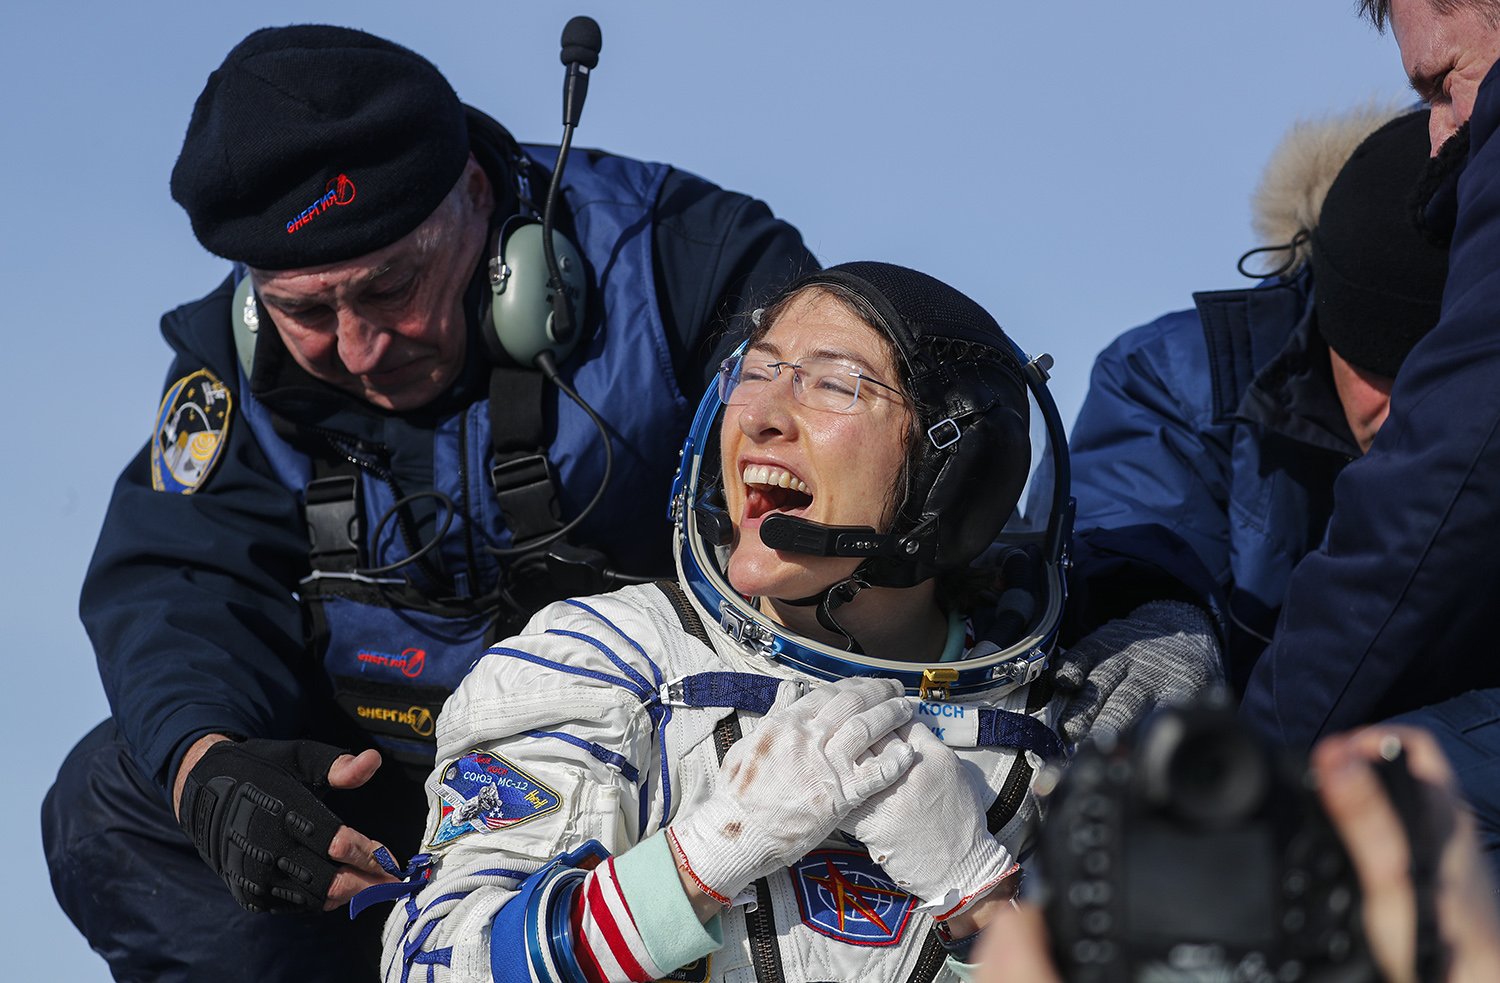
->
<box><xmin>1311</xmin><ymin>110</ymin><xmax>1450</xmax><ymax>378</ymax></box>
<box><xmin>171</xmin><ymin>25</ymin><xmax>471</xmax><ymax>270</ymax></box>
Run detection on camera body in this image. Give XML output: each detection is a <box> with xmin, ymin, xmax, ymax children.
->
<box><xmin>1037</xmin><ymin>699</ymin><xmax>1374</xmax><ymax>983</ymax></box>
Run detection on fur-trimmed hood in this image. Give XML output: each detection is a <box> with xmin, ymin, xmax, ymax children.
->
<box><xmin>1248</xmin><ymin>101</ymin><xmax>1410</xmax><ymax>276</ymax></box>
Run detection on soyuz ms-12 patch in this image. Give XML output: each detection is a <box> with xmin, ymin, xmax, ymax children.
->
<box><xmin>791</xmin><ymin>850</ymin><xmax>916</xmax><ymax>946</ymax></box>
<box><xmin>151</xmin><ymin>368</ymin><xmax>232</xmax><ymax>493</ymax></box>
<box><xmin>429</xmin><ymin>749</ymin><xmax>561</xmax><ymax>846</ymax></box>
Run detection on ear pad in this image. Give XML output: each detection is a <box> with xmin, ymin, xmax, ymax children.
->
<box><xmin>922</xmin><ymin>401</ymin><xmax>1030</xmax><ymax>571</ymax></box>
<box><xmin>230</xmin><ymin>274</ymin><xmax>262</xmax><ymax>379</ymax></box>
<box><xmin>485</xmin><ymin>217</ymin><xmax>588</xmax><ymax>367</ymax></box>
<box><xmin>860</xmin><ymin>355</ymin><xmax>1030</xmax><ymax>588</ymax></box>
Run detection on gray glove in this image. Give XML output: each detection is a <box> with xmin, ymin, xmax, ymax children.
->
<box><xmin>1053</xmin><ymin>600</ymin><xmax>1223</xmax><ymax>746</ymax></box>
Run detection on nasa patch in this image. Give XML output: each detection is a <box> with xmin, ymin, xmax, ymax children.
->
<box><xmin>791</xmin><ymin>849</ymin><xmax>916</xmax><ymax>946</ymax></box>
<box><xmin>151</xmin><ymin>369</ymin><xmax>232</xmax><ymax>493</ymax></box>
<box><xmin>429</xmin><ymin>749</ymin><xmax>561</xmax><ymax>846</ymax></box>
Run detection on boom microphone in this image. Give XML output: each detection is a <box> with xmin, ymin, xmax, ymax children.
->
<box><xmin>759</xmin><ymin>512</ymin><xmax>936</xmax><ymax>560</ymax></box>
<box><xmin>560</xmin><ymin>16</ymin><xmax>601</xmax><ymax>127</ymax></box>
<box><xmin>541</xmin><ymin>15</ymin><xmax>603</xmax><ymax>346</ymax></box>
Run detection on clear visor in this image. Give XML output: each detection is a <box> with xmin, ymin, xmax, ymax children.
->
<box><xmin>1004</xmin><ymin>380</ymin><xmax>1061</xmax><ymax>543</ymax></box>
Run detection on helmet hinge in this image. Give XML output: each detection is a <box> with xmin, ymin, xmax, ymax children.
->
<box><xmin>919</xmin><ymin>667</ymin><xmax>959</xmax><ymax>701</ymax></box>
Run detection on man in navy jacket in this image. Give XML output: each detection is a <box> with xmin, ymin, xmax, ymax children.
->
<box><xmin>1241</xmin><ymin>0</ymin><xmax>1500</xmax><ymax>860</ymax></box>
<box><xmin>41</xmin><ymin>25</ymin><xmax>815</xmax><ymax>983</ymax></box>
<box><xmin>1071</xmin><ymin>108</ymin><xmax>1448</xmax><ymax>693</ymax></box>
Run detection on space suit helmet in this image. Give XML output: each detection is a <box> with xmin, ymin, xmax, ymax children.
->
<box><xmin>669</xmin><ymin>262</ymin><xmax>1073</xmax><ymax>697</ymax></box>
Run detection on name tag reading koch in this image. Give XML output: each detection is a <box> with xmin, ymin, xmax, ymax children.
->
<box><xmin>914</xmin><ymin>700</ymin><xmax>981</xmax><ymax>747</ymax></box>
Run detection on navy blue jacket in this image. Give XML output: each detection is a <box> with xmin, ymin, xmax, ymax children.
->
<box><xmin>82</xmin><ymin>156</ymin><xmax>815</xmax><ymax>791</ymax></box>
<box><xmin>1241</xmin><ymin>68</ymin><xmax>1500</xmax><ymax>749</ymax></box>
<box><xmin>1070</xmin><ymin>272</ymin><xmax>1360</xmax><ymax>691</ymax></box>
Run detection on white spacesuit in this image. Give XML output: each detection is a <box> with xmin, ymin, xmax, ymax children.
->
<box><xmin>379</xmin><ymin>581</ymin><xmax>1061</xmax><ymax>983</ymax></box>
<box><xmin>373</xmin><ymin>262</ymin><xmax>1219</xmax><ymax>983</ymax></box>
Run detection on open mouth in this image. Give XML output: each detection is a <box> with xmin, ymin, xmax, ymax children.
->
<box><xmin>742</xmin><ymin>463</ymin><xmax>813</xmax><ymax>520</ymax></box>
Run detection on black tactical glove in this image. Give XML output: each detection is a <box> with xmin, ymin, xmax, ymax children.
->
<box><xmin>177</xmin><ymin>738</ymin><xmax>349</xmax><ymax>914</ymax></box>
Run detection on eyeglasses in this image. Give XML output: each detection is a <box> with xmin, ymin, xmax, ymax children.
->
<box><xmin>716</xmin><ymin>355</ymin><xmax>902</xmax><ymax>413</ymax></box>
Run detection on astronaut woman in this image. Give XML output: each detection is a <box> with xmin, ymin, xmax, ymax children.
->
<box><xmin>374</xmin><ymin>263</ymin><xmax>1219</xmax><ymax>983</ymax></box>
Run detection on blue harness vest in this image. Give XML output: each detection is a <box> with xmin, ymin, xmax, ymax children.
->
<box><xmin>239</xmin><ymin>150</ymin><xmax>691</xmax><ymax>768</ymax></box>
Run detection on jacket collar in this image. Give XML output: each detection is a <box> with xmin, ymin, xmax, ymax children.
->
<box><xmin>1236</xmin><ymin>307</ymin><xmax>1361</xmax><ymax>458</ymax></box>
<box><xmin>1194</xmin><ymin>271</ymin><xmax>1361</xmax><ymax>459</ymax></box>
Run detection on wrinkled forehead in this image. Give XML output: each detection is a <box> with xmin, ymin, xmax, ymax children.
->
<box><xmin>1391</xmin><ymin>0</ymin><xmax>1496</xmax><ymax>77</ymax></box>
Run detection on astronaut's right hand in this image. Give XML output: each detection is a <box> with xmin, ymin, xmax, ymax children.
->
<box><xmin>175</xmin><ymin>737</ymin><xmax>386</xmax><ymax>913</ymax></box>
<box><xmin>667</xmin><ymin>676</ymin><xmax>916</xmax><ymax>904</ymax></box>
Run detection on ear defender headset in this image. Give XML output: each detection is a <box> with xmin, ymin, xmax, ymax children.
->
<box><xmin>479</xmin><ymin>15</ymin><xmax>601</xmax><ymax>371</ymax></box>
<box><xmin>231</xmin><ymin>17</ymin><xmax>634</xmax><ymax>574</ymax></box>
<box><xmin>470</xmin><ymin>14</ymin><xmax>619</xmax><ymax>559</ymax></box>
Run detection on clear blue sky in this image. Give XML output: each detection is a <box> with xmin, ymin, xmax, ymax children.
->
<box><xmin>0</xmin><ymin>1</ymin><xmax>1405</xmax><ymax>974</ymax></box>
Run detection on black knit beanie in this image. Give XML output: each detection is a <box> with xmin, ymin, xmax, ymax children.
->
<box><xmin>1310</xmin><ymin>110</ymin><xmax>1449</xmax><ymax>378</ymax></box>
<box><xmin>171</xmin><ymin>25</ymin><xmax>471</xmax><ymax>270</ymax></box>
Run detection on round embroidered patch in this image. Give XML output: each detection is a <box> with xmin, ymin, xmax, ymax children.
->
<box><xmin>151</xmin><ymin>368</ymin><xmax>232</xmax><ymax>493</ymax></box>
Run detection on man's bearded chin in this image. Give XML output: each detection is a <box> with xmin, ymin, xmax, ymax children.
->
<box><xmin>1410</xmin><ymin>121</ymin><xmax>1471</xmax><ymax>248</ymax></box>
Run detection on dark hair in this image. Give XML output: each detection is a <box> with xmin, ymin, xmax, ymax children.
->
<box><xmin>1358</xmin><ymin>0</ymin><xmax>1500</xmax><ymax>30</ymax></box>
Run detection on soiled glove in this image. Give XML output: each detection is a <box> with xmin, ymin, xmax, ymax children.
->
<box><xmin>1053</xmin><ymin>600</ymin><xmax>1223</xmax><ymax>746</ymax></box>
<box><xmin>844</xmin><ymin>722</ymin><xmax>1016</xmax><ymax>918</ymax></box>
<box><xmin>177</xmin><ymin>738</ymin><xmax>348</xmax><ymax>914</ymax></box>
<box><xmin>669</xmin><ymin>676</ymin><xmax>915</xmax><ymax>904</ymax></box>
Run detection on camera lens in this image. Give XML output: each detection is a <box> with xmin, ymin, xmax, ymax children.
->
<box><xmin>1139</xmin><ymin>710</ymin><xmax>1269</xmax><ymax>827</ymax></box>
<box><xmin>1166</xmin><ymin>726</ymin><xmax>1268</xmax><ymax>826</ymax></box>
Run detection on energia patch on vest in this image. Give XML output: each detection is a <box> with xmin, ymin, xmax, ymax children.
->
<box><xmin>429</xmin><ymin>749</ymin><xmax>560</xmax><ymax>845</ymax></box>
<box><xmin>151</xmin><ymin>368</ymin><xmax>232</xmax><ymax>493</ymax></box>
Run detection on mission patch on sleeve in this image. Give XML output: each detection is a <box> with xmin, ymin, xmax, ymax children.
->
<box><xmin>151</xmin><ymin>368</ymin><xmax>232</xmax><ymax>493</ymax></box>
<box><xmin>428</xmin><ymin>749</ymin><xmax>562</xmax><ymax>846</ymax></box>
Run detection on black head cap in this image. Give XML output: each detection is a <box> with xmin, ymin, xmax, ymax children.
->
<box><xmin>1311</xmin><ymin>110</ymin><xmax>1450</xmax><ymax>378</ymax></box>
<box><xmin>171</xmin><ymin>25</ymin><xmax>471</xmax><ymax>270</ymax></box>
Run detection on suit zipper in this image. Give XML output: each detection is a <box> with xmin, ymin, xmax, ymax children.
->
<box><xmin>904</xmin><ymin>928</ymin><xmax>948</xmax><ymax>983</ymax></box>
<box><xmin>745</xmin><ymin>877</ymin><xmax>786</xmax><ymax>983</ymax></box>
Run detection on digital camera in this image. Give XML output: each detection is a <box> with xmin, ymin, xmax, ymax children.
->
<box><xmin>1036</xmin><ymin>697</ymin><xmax>1376</xmax><ymax>983</ymax></box>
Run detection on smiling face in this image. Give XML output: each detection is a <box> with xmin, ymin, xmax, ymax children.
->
<box><xmin>719</xmin><ymin>288</ymin><xmax>912</xmax><ymax>600</ymax></box>
<box><xmin>250</xmin><ymin>157</ymin><xmax>494</xmax><ymax>411</ymax></box>
<box><xmin>1390</xmin><ymin>0</ymin><xmax>1500</xmax><ymax>152</ymax></box>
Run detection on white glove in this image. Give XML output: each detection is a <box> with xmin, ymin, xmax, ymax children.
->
<box><xmin>843</xmin><ymin>721</ymin><xmax>1017</xmax><ymax>919</ymax></box>
<box><xmin>1053</xmin><ymin>600</ymin><xmax>1223</xmax><ymax>746</ymax></box>
<box><xmin>668</xmin><ymin>676</ymin><xmax>915</xmax><ymax>904</ymax></box>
